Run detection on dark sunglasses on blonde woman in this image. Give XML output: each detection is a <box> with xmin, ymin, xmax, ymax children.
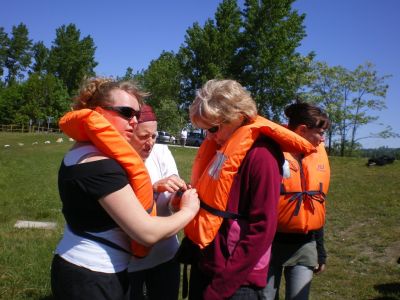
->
<box><xmin>207</xmin><ymin>125</ymin><xmax>219</xmax><ymax>133</ymax></box>
<box><xmin>102</xmin><ymin>106</ymin><xmax>141</xmax><ymax>121</ymax></box>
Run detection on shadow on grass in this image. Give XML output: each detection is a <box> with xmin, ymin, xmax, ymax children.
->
<box><xmin>372</xmin><ymin>282</ymin><xmax>400</xmax><ymax>300</ymax></box>
<box><xmin>38</xmin><ymin>296</ymin><xmax>54</xmax><ymax>300</ymax></box>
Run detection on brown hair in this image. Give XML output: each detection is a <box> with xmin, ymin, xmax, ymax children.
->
<box><xmin>285</xmin><ymin>101</ymin><xmax>330</xmax><ymax>131</ymax></box>
<box><xmin>72</xmin><ymin>77</ymin><xmax>149</xmax><ymax>110</ymax></box>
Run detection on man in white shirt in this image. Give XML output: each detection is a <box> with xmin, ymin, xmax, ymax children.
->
<box><xmin>180</xmin><ymin>128</ymin><xmax>188</xmax><ymax>147</ymax></box>
<box><xmin>129</xmin><ymin>105</ymin><xmax>187</xmax><ymax>300</ymax></box>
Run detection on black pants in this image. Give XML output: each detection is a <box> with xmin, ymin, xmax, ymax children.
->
<box><xmin>51</xmin><ymin>254</ymin><xmax>129</xmax><ymax>300</ymax></box>
<box><xmin>129</xmin><ymin>258</ymin><xmax>180</xmax><ymax>300</ymax></box>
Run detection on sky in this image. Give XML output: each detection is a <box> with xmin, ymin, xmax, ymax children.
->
<box><xmin>1</xmin><ymin>0</ymin><xmax>399</xmax><ymax>148</ymax></box>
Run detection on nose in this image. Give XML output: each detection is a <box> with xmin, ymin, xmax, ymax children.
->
<box><xmin>147</xmin><ymin>137</ymin><xmax>155</xmax><ymax>146</ymax></box>
<box><xmin>129</xmin><ymin>116</ymin><xmax>138</xmax><ymax>127</ymax></box>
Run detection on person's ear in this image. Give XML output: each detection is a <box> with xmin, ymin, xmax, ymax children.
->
<box><xmin>295</xmin><ymin>124</ymin><xmax>308</xmax><ymax>136</ymax></box>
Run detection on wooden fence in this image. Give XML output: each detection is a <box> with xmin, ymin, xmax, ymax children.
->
<box><xmin>0</xmin><ymin>124</ymin><xmax>62</xmax><ymax>133</ymax></box>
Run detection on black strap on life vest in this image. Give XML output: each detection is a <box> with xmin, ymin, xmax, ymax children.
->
<box><xmin>68</xmin><ymin>225</ymin><xmax>131</xmax><ymax>255</ymax></box>
<box><xmin>146</xmin><ymin>204</ymin><xmax>155</xmax><ymax>214</ymax></box>
<box><xmin>200</xmin><ymin>200</ymin><xmax>247</xmax><ymax>220</ymax></box>
<box><xmin>281</xmin><ymin>182</ymin><xmax>326</xmax><ymax>216</ymax></box>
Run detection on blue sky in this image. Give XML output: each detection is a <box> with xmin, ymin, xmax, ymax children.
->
<box><xmin>2</xmin><ymin>0</ymin><xmax>399</xmax><ymax>148</ymax></box>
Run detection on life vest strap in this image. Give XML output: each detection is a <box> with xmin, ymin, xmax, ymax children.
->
<box><xmin>200</xmin><ymin>200</ymin><xmax>246</xmax><ymax>220</ymax></box>
<box><xmin>281</xmin><ymin>183</ymin><xmax>326</xmax><ymax>216</ymax></box>
<box><xmin>146</xmin><ymin>206</ymin><xmax>154</xmax><ymax>214</ymax></box>
<box><xmin>68</xmin><ymin>225</ymin><xmax>131</xmax><ymax>255</ymax></box>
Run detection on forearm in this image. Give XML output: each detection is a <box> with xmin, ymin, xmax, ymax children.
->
<box><xmin>130</xmin><ymin>208</ymin><xmax>196</xmax><ymax>246</ymax></box>
<box><xmin>100</xmin><ymin>184</ymin><xmax>197</xmax><ymax>247</ymax></box>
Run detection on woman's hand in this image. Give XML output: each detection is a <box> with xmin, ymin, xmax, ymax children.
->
<box><xmin>153</xmin><ymin>175</ymin><xmax>187</xmax><ymax>193</ymax></box>
<box><xmin>179</xmin><ymin>188</ymin><xmax>200</xmax><ymax>217</ymax></box>
<box><xmin>314</xmin><ymin>263</ymin><xmax>326</xmax><ymax>275</ymax></box>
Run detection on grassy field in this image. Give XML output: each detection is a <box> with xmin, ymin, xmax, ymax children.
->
<box><xmin>0</xmin><ymin>132</ymin><xmax>399</xmax><ymax>299</ymax></box>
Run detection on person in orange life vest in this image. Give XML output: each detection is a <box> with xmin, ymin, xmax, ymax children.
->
<box><xmin>263</xmin><ymin>101</ymin><xmax>331</xmax><ymax>300</ymax></box>
<box><xmin>185</xmin><ymin>79</ymin><xmax>285</xmax><ymax>300</ymax></box>
<box><xmin>128</xmin><ymin>104</ymin><xmax>187</xmax><ymax>300</ymax></box>
<box><xmin>51</xmin><ymin>77</ymin><xmax>199</xmax><ymax>300</ymax></box>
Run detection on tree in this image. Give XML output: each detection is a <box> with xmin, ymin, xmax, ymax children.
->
<box><xmin>120</xmin><ymin>67</ymin><xmax>135</xmax><ymax>80</ymax></box>
<box><xmin>138</xmin><ymin>51</ymin><xmax>185</xmax><ymax>134</ymax></box>
<box><xmin>177</xmin><ymin>0</ymin><xmax>311</xmax><ymax>121</ymax></box>
<box><xmin>239</xmin><ymin>0</ymin><xmax>312</xmax><ymax>120</ymax></box>
<box><xmin>31</xmin><ymin>41</ymin><xmax>49</xmax><ymax>75</ymax></box>
<box><xmin>347</xmin><ymin>63</ymin><xmax>390</xmax><ymax>155</ymax></box>
<box><xmin>12</xmin><ymin>73</ymin><xmax>70</xmax><ymax>127</ymax></box>
<box><xmin>47</xmin><ymin>24</ymin><xmax>97</xmax><ymax>94</ymax></box>
<box><xmin>300</xmin><ymin>61</ymin><xmax>347</xmax><ymax>153</ymax></box>
<box><xmin>0</xmin><ymin>27</ymin><xmax>9</xmax><ymax>84</ymax></box>
<box><xmin>0</xmin><ymin>82</ymin><xmax>23</xmax><ymax>124</ymax></box>
<box><xmin>304</xmin><ymin>61</ymin><xmax>393</xmax><ymax>156</ymax></box>
<box><xmin>178</xmin><ymin>0</ymin><xmax>242</xmax><ymax>106</ymax></box>
<box><xmin>4</xmin><ymin>23</ymin><xmax>32</xmax><ymax>86</ymax></box>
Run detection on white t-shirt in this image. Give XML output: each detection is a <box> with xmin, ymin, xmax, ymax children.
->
<box><xmin>181</xmin><ymin>129</ymin><xmax>188</xmax><ymax>139</ymax></box>
<box><xmin>128</xmin><ymin>144</ymin><xmax>180</xmax><ymax>272</ymax></box>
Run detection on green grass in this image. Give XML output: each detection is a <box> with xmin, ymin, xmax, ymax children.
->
<box><xmin>169</xmin><ymin>145</ymin><xmax>198</xmax><ymax>182</ymax></box>
<box><xmin>0</xmin><ymin>132</ymin><xmax>399</xmax><ymax>299</ymax></box>
<box><xmin>311</xmin><ymin>156</ymin><xmax>400</xmax><ymax>300</ymax></box>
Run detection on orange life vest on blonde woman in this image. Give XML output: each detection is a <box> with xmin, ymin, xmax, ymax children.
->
<box><xmin>59</xmin><ymin>108</ymin><xmax>155</xmax><ymax>258</ymax></box>
<box><xmin>184</xmin><ymin>116</ymin><xmax>316</xmax><ymax>249</ymax></box>
<box><xmin>277</xmin><ymin>143</ymin><xmax>330</xmax><ymax>233</ymax></box>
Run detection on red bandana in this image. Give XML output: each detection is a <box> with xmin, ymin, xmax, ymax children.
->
<box><xmin>138</xmin><ymin>104</ymin><xmax>157</xmax><ymax>123</ymax></box>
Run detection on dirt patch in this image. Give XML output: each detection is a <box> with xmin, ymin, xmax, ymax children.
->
<box><xmin>383</xmin><ymin>240</ymin><xmax>400</xmax><ymax>264</ymax></box>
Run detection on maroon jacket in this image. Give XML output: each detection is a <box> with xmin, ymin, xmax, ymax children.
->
<box><xmin>199</xmin><ymin>137</ymin><xmax>283</xmax><ymax>299</ymax></box>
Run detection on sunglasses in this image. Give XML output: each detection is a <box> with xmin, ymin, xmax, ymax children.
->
<box><xmin>207</xmin><ymin>125</ymin><xmax>219</xmax><ymax>133</ymax></box>
<box><xmin>102</xmin><ymin>106</ymin><xmax>141</xmax><ymax>120</ymax></box>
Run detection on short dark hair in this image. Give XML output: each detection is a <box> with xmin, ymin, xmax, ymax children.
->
<box><xmin>285</xmin><ymin>101</ymin><xmax>330</xmax><ymax>131</ymax></box>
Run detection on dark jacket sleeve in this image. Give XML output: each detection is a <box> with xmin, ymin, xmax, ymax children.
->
<box><xmin>315</xmin><ymin>227</ymin><xmax>327</xmax><ymax>264</ymax></box>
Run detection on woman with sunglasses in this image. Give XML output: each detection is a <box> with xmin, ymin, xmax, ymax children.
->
<box><xmin>51</xmin><ymin>77</ymin><xmax>199</xmax><ymax>300</ymax></box>
<box><xmin>182</xmin><ymin>79</ymin><xmax>314</xmax><ymax>300</ymax></box>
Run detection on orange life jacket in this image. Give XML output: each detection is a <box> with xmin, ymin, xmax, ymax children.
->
<box><xmin>185</xmin><ymin>116</ymin><xmax>315</xmax><ymax>249</ymax></box>
<box><xmin>277</xmin><ymin>143</ymin><xmax>330</xmax><ymax>233</ymax></box>
<box><xmin>59</xmin><ymin>108</ymin><xmax>155</xmax><ymax>258</ymax></box>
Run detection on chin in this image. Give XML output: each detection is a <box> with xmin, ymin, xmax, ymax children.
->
<box><xmin>142</xmin><ymin>152</ymin><xmax>150</xmax><ymax>159</ymax></box>
<box><xmin>123</xmin><ymin>132</ymin><xmax>133</xmax><ymax>142</ymax></box>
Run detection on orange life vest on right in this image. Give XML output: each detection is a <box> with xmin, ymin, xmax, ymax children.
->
<box><xmin>277</xmin><ymin>143</ymin><xmax>330</xmax><ymax>233</ymax></box>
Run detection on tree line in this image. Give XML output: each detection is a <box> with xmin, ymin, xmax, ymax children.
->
<box><xmin>0</xmin><ymin>0</ymin><xmax>396</xmax><ymax>155</ymax></box>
